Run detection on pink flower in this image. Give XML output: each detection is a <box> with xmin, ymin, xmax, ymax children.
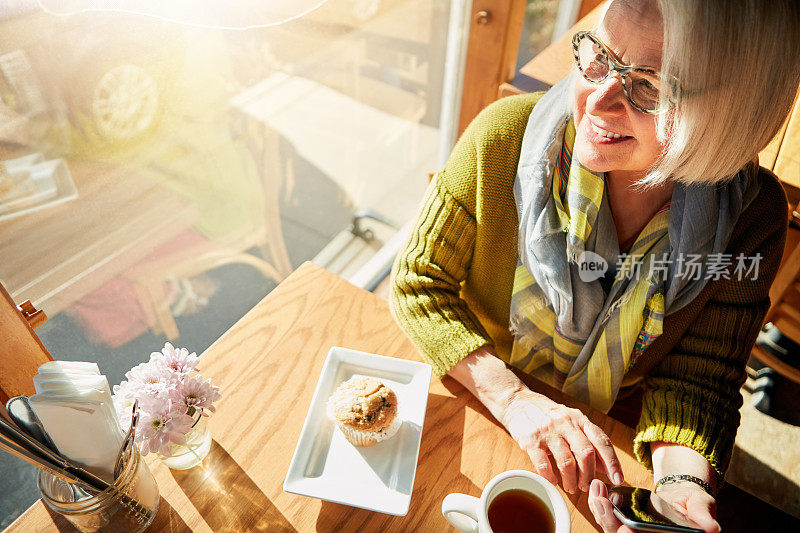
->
<box><xmin>170</xmin><ymin>375</ymin><xmax>221</xmax><ymax>416</ymax></box>
<box><xmin>112</xmin><ymin>343</ymin><xmax>221</xmax><ymax>456</ymax></box>
<box><xmin>112</xmin><ymin>383</ymin><xmax>137</xmax><ymax>429</ymax></box>
<box><xmin>135</xmin><ymin>396</ymin><xmax>194</xmax><ymax>456</ymax></box>
<box><xmin>150</xmin><ymin>342</ymin><xmax>200</xmax><ymax>376</ymax></box>
<box><xmin>123</xmin><ymin>361</ymin><xmax>176</xmax><ymax>400</ymax></box>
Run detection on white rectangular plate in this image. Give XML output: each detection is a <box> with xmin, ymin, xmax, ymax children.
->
<box><xmin>283</xmin><ymin>347</ymin><xmax>432</xmax><ymax>516</ymax></box>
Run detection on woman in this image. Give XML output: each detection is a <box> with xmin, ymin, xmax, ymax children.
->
<box><xmin>391</xmin><ymin>0</ymin><xmax>800</xmax><ymax>531</ymax></box>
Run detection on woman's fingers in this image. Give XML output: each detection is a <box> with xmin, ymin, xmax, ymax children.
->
<box><xmin>506</xmin><ymin>395</ymin><xmax>621</xmax><ymax>493</ymax></box>
<box><xmin>589</xmin><ymin>480</ymin><xmax>625</xmax><ymax>533</ymax></box>
<box><xmin>583</xmin><ymin>420</ymin><xmax>624</xmax><ymax>485</ymax></box>
<box><xmin>589</xmin><ymin>480</ymin><xmax>638</xmax><ymax>533</ymax></box>
<box><xmin>548</xmin><ymin>437</ymin><xmax>579</xmax><ymax>493</ymax></box>
<box><xmin>527</xmin><ymin>446</ymin><xmax>559</xmax><ymax>487</ymax></box>
<box><xmin>563</xmin><ymin>430</ymin><xmax>596</xmax><ymax>492</ymax></box>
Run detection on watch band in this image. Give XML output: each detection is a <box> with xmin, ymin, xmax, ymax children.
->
<box><xmin>654</xmin><ymin>474</ymin><xmax>717</xmax><ymax>497</ymax></box>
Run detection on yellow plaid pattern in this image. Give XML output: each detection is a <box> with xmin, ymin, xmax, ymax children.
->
<box><xmin>510</xmin><ymin>119</ymin><xmax>670</xmax><ymax>412</ymax></box>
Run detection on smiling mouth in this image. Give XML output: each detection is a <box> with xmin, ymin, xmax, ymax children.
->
<box><xmin>585</xmin><ymin>119</ymin><xmax>632</xmax><ymax>143</ymax></box>
<box><xmin>590</xmin><ymin>121</ymin><xmax>628</xmax><ymax>138</ymax></box>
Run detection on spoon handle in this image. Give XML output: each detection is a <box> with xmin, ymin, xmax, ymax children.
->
<box><xmin>6</xmin><ymin>396</ymin><xmax>60</xmax><ymax>453</ymax></box>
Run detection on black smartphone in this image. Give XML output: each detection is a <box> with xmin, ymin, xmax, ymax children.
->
<box><xmin>606</xmin><ymin>485</ymin><xmax>706</xmax><ymax>533</ymax></box>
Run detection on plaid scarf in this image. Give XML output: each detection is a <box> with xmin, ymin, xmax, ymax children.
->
<box><xmin>510</xmin><ymin>74</ymin><xmax>758</xmax><ymax>412</ymax></box>
<box><xmin>510</xmin><ymin>119</ymin><xmax>670</xmax><ymax>411</ymax></box>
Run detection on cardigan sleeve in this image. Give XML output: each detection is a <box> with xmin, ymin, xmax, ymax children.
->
<box><xmin>633</xmin><ymin>213</ymin><xmax>787</xmax><ymax>478</ymax></box>
<box><xmin>390</xmin><ymin>93</ymin><xmax>544</xmax><ymax>377</ymax></box>
<box><xmin>389</xmin><ymin>99</ymin><xmax>500</xmax><ymax>377</ymax></box>
<box><xmin>390</xmin><ymin>175</ymin><xmax>492</xmax><ymax>378</ymax></box>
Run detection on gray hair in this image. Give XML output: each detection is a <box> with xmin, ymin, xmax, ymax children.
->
<box><xmin>640</xmin><ymin>0</ymin><xmax>800</xmax><ymax>186</ymax></box>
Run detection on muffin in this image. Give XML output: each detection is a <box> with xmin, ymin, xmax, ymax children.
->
<box><xmin>326</xmin><ymin>376</ymin><xmax>400</xmax><ymax>447</ymax></box>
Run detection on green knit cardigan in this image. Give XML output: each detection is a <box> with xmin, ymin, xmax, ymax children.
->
<box><xmin>390</xmin><ymin>92</ymin><xmax>788</xmax><ymax>476</ymax></box>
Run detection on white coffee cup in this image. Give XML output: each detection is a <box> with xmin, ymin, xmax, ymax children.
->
<box><xmin>441</xmin><ymin>470</ymin><xmax>571</xmax><ymax>533</ymax></box>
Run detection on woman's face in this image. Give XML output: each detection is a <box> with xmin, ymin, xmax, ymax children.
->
<box><xmin>572</xmin><ymin>2</ymin><xmax>665</xmax><ymax>182</ymax></box>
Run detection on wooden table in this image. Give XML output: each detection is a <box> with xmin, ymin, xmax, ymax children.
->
<box><xmin>7</xmin><ymin>263</ymin><xmax>798</xmax><ymax>532</ymax></box>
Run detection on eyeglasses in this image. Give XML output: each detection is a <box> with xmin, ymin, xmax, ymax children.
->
<box><xmin>572</xmin><ymin>31</ymin><xmax>679</xmax><ymax>115</ymax></box>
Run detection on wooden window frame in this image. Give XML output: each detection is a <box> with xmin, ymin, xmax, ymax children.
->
<box><xmin>0</xmin><ymin>282</ymin><xmax>51</xmax><ymax>405</ymax></box>
<box><xmin>457</xmin><ymin>0</ymin><xmax>604</xmax><ymax>136</ymax></box>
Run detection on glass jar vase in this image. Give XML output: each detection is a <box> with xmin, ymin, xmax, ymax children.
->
<box><xmin>158</xmin><ymin>414</ymin><xmax>212</xmax><ymax>470</ymax></box>
<box><xmin>38</xmin><ymin>443</ymin><xmax>159</xmax><ymax>533</ymax></box>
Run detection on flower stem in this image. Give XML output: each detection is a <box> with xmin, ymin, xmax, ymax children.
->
<box><xmin>188</xmin><ymin>409</ymin><xmax>202</xmax><ymax>429</ymax></box>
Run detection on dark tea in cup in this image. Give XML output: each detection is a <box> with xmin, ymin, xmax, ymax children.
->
<box><xmin>487</xmin><ymin>488</ymin><xmax>555</xmax><ymax>533</ymax></box>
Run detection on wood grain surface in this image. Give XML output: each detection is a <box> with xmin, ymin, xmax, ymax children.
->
<box><xmin>774</xmin><ymin>89</ymin><xmax>800</xmax><ymax>190</ymax></box>
<box><xmin>7</xmin><ymin>263</ymin><xmax>798</xmax><ymax>532</ymax></box>
<box><xmin>458</xmin><ymin>0</ymin><xmax>527</xmax><ymax>137</ymax></box>
<box><xmin>0</xmin><ymin>282</ymin><xmax>52</xmax><ymax>403</ymax></box>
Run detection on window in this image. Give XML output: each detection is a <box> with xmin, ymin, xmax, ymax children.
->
<box><xmin>0</xmin><ymin>0</ymin><xmax>452</xmax><ymax>524</ymax></box>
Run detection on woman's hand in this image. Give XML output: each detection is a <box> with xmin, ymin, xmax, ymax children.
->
<box><xmin>501</xmin><ymin>389</ymin><xmax>623</xmax><ymax>494</ymax></box>
<box><xmin>447</xmin><ymin>346</ymin><xmax>622</xmax><ymax>493</ymax></box>
<box><xmin>588</xmin><ymin>479</ymin><xmax>720</xmax><ymax>533</ymax></box>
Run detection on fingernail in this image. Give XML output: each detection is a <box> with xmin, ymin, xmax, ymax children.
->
<box><xmin>597</xmin><ymin>502</ymin><xmax>606</xmax><ymax>517</ymax></box>
<box><xmin>590</xmin><ymin>481</ymin><xmax>599</xmax><ymax>497</ymax></box>
<box><xmin>580</xmin><ymin>484</ymin><xmax>589</xmax><ymax>493</ymax></box>
<box><xmin>613</xmin><ymin>473</ymin><xmax>623</xmax><ymax>485</ymax></box>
